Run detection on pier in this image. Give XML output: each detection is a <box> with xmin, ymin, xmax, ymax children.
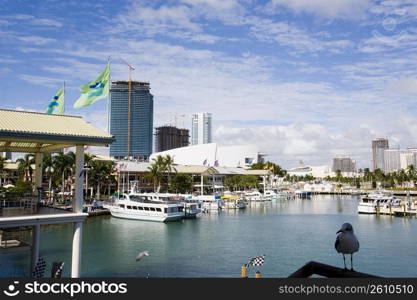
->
<box><xmin>288</xmin><ymin>261</ymin><xmax>381</xmax><ymax>278</ymax></box>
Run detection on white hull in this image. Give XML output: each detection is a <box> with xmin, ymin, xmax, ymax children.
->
<box><xmin>224</xmin><ymin>201</ymin><xmax>247</xmax><ymax>209</ymax></box>
<box><xmin>109</xmin><ymin>207</ymin><xmax>183</xmax><ymax>222</ymax></box>
<box><xmin>357</xmin><ymin>203</ymin><xmax>376</xmax><ymax>214</ymax></box>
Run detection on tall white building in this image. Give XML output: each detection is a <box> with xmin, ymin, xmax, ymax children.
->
<box><xmin>400</xmin><ymin>151</ymin><xmax>415</xmax><ymax>170</ymax></box>
<box><xmin>384</xmin><ymin>149</ymin><xmax>401</xmax><ymax>173</ymax></box>
<box><xmin>191</xmin><ymin>113</ymin><xmax>212</xmax><ymax>145</ymax></box>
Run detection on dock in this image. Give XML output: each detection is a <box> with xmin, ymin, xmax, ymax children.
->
<box><xmin>288</xmin><ymin>261</ymin><xmax>381</xmax><ymax>278</ymax></box>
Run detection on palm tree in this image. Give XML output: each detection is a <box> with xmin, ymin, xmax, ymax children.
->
<box><xmin>42</xmin><ymin>153</ymin><xmax>55</xmax><ymax>202</ymax></box>
<box><xmin>53</xmin><ymin>152</ymin><xmax>73</xmax><ymax>203</ymax></box>
<box><xmin>146</xmin><ymin>163</ymin><xmax>161</xmax><ymax>192</ymax></box>
<box><xmin>89</xmin><ymin>160</ymin><xmax>115</xmax><ymax>199</ymax></box>
<box><xmin>162</xmin><ymin>155</ymin><xmax>176</xmax><ymax>191</ymax></box>
<box><xmin>0</xmin><ymin>155</ymin><xmax>7</xmax><ymax>186</ymax></box>
<box><xmin>84</xmin><ymin>153</ymin><xmax>96</xmax><ymax>198</ymax></box>
<box><xmin>16</xmin><ymin>154</ymin><xmax>35</xmax><ymax>181</ymax></box>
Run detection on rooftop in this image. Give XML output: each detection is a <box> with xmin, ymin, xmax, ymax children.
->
<box><xmin>0</xmin><ymin>109</ymin><xmax>115</xmax><ymax>152</ymax></box>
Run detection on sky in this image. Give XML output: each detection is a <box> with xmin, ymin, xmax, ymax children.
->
<box><xmin>1</xmin><ymin>0</ymin><xmax>417</xmax><ymax>169</ymax></box>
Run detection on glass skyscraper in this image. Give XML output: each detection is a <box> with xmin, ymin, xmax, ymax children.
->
<box><xmin>109</xmin><ymin>81</ymin><xmax>153</xmax><ymax>161</ymax></box>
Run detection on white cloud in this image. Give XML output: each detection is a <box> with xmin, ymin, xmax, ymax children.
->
<box><xmin>269</xmin><ymin>0</ymin><xmax>371</xmax><ymax>19</ymax></box>
<box><xmin>18</xmin><ymin>74</ymin><xmax>65</xmax><ymax>88</ymax></box>
<box><xmin>248</xmin><ymin>18</ymin><xmax>354</xmax><ymax>53</ymax></box>
<box><xmin>387</xmin><ymin>77</ymin><xmax>417</xmax><ymax>94</ymax></box>
<box><xmin>16</xmin><ymin>36</ymin><xmax>56</xmax><ymax>45</ymax></box>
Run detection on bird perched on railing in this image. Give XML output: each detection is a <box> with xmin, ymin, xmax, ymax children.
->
<box><xmin>335</xmin><ymin>223</ymin><xmax>359</xmax><ymax>270</ymax></box>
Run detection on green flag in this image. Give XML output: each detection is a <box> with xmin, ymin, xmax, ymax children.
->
<box><xmin>73</xmin><ymin>64</ymin><xmax>110</xmax><ymax>109</ymax></box>
<box><xmin>46</xmin><ymin>87</ymin><xmax>65</xmax><ymax>115</ymax></box>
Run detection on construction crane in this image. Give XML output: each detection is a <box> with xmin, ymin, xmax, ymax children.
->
<box><xmin>121</xmin><ymin>58</ymin><xmax>136</xmax><ymax>157</ymax></box>
<box><xmin>173</xmin><ymin>114</ymin><xmax>187</xmax><ymax>128</ymax></box>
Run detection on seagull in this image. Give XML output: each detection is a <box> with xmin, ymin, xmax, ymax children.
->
<box><xmin>335</xmin><ymin>223</ymin><xmax>359</xmax><ymax>270</ymax></box>
<box><xmin>136</xmin><ymin>251</ymin><xmax>150</xmax><ymax>261</ymax></box>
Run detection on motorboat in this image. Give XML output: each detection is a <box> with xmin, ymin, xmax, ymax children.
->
<box><xmin>358</xmin><ymin>191</ymin><xmax>402</xmax><ymax>214</ymax></box>
<box><xmin>294</xmin><ymin>190</ymin><xmax>312</xmax><ymax>198</ymax></box>
<box><xmin>221</xmin><ymin>195</ymin><xmax>247</xmax><ymax>209</ymax></box>
<box><xmin>104</xmin><ymin>193</ymin><xmax>185</xmax><ymax>222</ymax></box>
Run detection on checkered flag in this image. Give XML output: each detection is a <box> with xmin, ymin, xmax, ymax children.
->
<box><xmin>245</xmin><ymin>255</ymin><xmax>265</xmax><ymax>268</ymax></box>
<box><xmin>32</xmin><ymin>257</ymin><xmax>46</xmax><ymax>278</ymax></box>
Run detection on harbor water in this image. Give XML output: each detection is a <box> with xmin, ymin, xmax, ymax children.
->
<box><xmin>1</xmin><ymin>195</ymin><xmax>417</xmax><ymax>278</ymax></box>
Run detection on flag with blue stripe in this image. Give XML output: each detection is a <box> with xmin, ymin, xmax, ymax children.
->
<box><xmin>46</xmin><ymin>87</ymin><xmax>65</xmax><ymax>115</ymax></box>
<box><xmin>73</xmin><ymin>64</ymin><xmax>110</xmax><ymax>109</ymax></box>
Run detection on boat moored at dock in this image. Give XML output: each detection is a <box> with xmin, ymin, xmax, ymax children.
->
<box><xmin>358</xmin><ymin>191</ymin><xmax>402</xmax><ymax>214</ymax></box>
<box><xmin>104</xmin><ymin>194</ymin><xmax>185</xmax><ymax>222</ymax></box>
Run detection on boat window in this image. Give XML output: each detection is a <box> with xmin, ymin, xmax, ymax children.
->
<box><xmin>126</xmin><ymin>206</ymin><xmax>132</xmax><ymax>210</ymax></box>
<box><xmin>119</xmin><ymin>204</ymin><xmax>125</xmax><ymax>208</ymax></box>
<box><xmin>138</xmin><ymin>207</ymin><xmax>144</xmax><ymax>210</ymax></box>
<box><xmin>178</xmin><ymin>207</ymin><xmax>183</xmax><ymax>212</ymax></box>
<box><xmin>164</xmin><ymin>208</ymin><xmax>167</xmax><ymax>213</ymax></box>
<box><xmin>132</xmin><ymin>206</ymin><xmax>138</xmax><ymax>210</ymax></box>
<box><xmin>130</xmin><ymin>195</ymin><xmax>146</xmax><ymax>202</ymax></box>
<box><xmin>144</xmin><ymin>207</ymin><xmax>150</xmax><ymax>211</ymax></box>
<box><xmin>156</xmin><ymin>208</ymin><xmax>162</xmax><ymax>212</ymax></box>
<box><xmin>150</xmin><ymin>207</ymin><xmax>155</xmax><ymax>211</ymax></box>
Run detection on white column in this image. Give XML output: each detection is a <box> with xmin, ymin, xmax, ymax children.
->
<box><xmin>71</xmin><ymin>221</ymin><xmax>83</xmax><ymax>278</ymax></box>
<box><xmin>34</xmin><ymin>153</ymin><xmax>43</xmax><ymax>194</ymax></box>
<box><xmin>74</xmin><ymin>146</ymin><xmax>84</xmax><ymax>213</ymax></box>
<box><xmin>201</xmin><ymin>174</ymin><xmax>204</xmax><ymax>196</ymax></box>
<box><xmin>30</xmin><ymin>224</ymin><xmax>40</xmax><ymax>276</ymax></box>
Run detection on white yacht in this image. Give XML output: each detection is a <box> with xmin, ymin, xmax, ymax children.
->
<box><xmin>129</xmin><ymin>192</ymin><xmax>202</xmax><ymax>218</ymax></box>
<box><xmin>358</xmin><ymin>191</ymin><xmax>401</xmax><ymax>214</ymax></box>
<box><xmin>263</xmin><ymin>190</ymin><xmax>279</xmax><ymax>200</ymax></box>
<box><xmin>104</xmin><ymin>193</ymin><xmax>185</xmax><ymax>222</ymax></box>
<box><xmin>244</xmin><ymin>190</ymin><xmax>271</xmax><ymax>201</ymax></box>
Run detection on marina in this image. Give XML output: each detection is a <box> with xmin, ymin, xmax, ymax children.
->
<box><xmin>1</xmin><ymin>195</ymin><xmax>417</xmax><ymax>278</ymax></box>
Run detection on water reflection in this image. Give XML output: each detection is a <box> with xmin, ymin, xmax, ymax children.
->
<box><xmin>1</xmin><ymin>195</ymin><xmax>416</xmax><ymax>278</ymax></box>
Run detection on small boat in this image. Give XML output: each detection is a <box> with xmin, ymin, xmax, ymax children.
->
<box><xmin>263</xmin><ymin>190</ymin><xmax>279</xmax><ymax>200</ymax></box>
<box><xmin>104</xmin><ymin>193</ymin><xmax>185</xmax><ymax>222</ymax></box>
<box><xmin>193</xmin><ymin>195</ymin><xmax>224</xmax><ymax>211</ymax></box>
<box><xmin>244</xmin><ymin>190</ymin><xmax>270</xmax><ymax>201</ymax></box>
<box><xmin>221</xmin><ymin>195</ymin><xmax>247</xmax><ymax>209</ymax></box>
<box><xmin>294</xmin><ymin>190</ymin><xmax>312</xmax><ymax>198</ymax></box>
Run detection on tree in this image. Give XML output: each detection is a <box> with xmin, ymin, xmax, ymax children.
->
<box><xmin>42</xmin><ymin>153</ymin><xmax>55</xmax><ymax>201</ymax></box>
<box><xmin>89</xmin><ymin>160</ymin><xmax>115</xmax><ymax>199</ymax></box>
<box><xmin>0</xmin><ymin>155</ymin><xmax>6</xmax><ymax>186</ymax></box>
<box><xmin>146</xmin><ymin>163</ymin><xmax>161</xmax><ymax>192</ymax></box>
<box><xmin>53</xmin><ymin>152</ymin><xmax>73</xmax><ymax>202</ymax></box>
<box><xmin>146</xmin><ymin>155</ymin><xmax>177</xmax><ymax>192</ymax></box>
<box><xmin>170</xmin><ymin>173</ymin><xmax>193</xmax><ymax>193</ymax></box>
<box><xmin>16</xmin><ymin>154</ymin><xmax>34</xmax><ymax>181</ymax></box>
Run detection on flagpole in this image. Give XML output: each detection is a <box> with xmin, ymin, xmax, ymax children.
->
<box><xmin>107</xmin><ymin>56</ymin><xmax>111</xmax><ymax>134</ymax></box>
<box><xmin>63</xmin><ymin>81</ymin><xmax>66</xmax><ymax>115</ymax></box>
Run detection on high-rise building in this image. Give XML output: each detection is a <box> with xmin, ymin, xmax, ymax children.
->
<box><xmin>383</xmin><ymin>149</ymin><xmax>401</xmax><ymax>173</ymax></box>
<box><xmin>154</xmin><ymin>126</ymin><xmax>189</xmax><ymax>152</ymax></box>
<box><xmin>332</xmin><ymin>157</ymin><xmax>356</xmax><ymax>173</ymax></box>
<box><xmin>400</xmin><ymin>150</ymin><xmax>415</xmax><ymax>170</ymax></box>
<box><xmin>0</xmin><ymin>152</ymin><xmax>11</xmax><ymax>160</ymax></box>
<box><xmin>191</xmin><ymin>113</ymin><xmax>212</xmax><ymax>145</ymax></box>
<box><xmin>372</xmin><ymin>138</ymin><xmax>389</xmax><ymax>171</ymax></box>
<box><xmin>109</xmin><ymin>81</ymin><xmax>153</xmax><ymax>161</ymax></box>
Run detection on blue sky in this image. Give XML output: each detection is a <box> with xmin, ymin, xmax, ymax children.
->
<box><xmin>1</xmin><ymin>0</ymin><xmax>417</xmax><ymax>168</ymax></box>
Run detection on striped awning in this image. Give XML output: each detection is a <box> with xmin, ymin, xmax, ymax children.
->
<box><xmin>0</xmin><ymin>109</ymin><xmax>114</xmax><ymax>152</ymax></box>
